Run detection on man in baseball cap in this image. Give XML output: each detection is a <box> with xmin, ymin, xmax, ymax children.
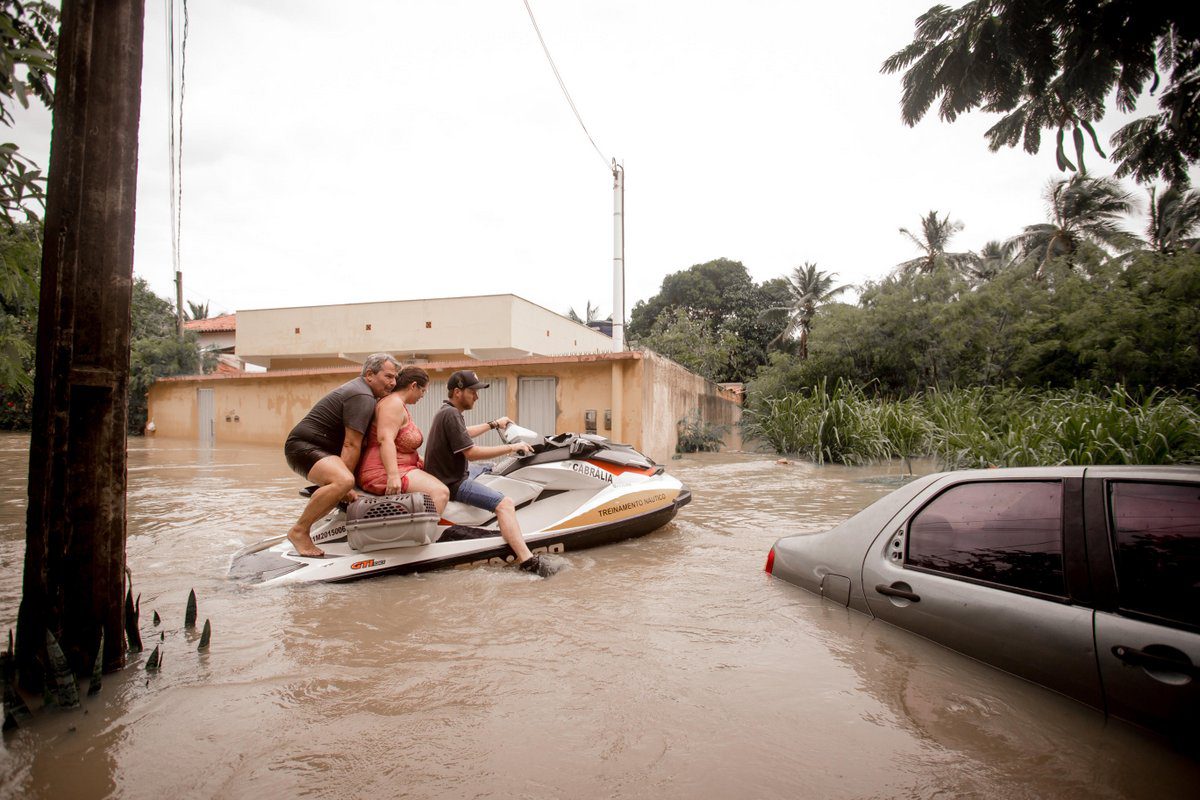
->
<box><xmin>446</xmin><ymin>369</ymin><xmax>489</xmax><ymax>392</ymax></box>
<box><xmin>424</xmin><ymin>370</ymin><xmax>551</xmax><ymax>576</ymax></box>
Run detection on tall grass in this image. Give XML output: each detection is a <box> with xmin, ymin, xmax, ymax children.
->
<box><xmin>742</xmin><ymin>378</ymin><xmax>890</xmax><ymax>464</ymax></box>
<box><xmin>744</xmin><ymin>383</ymin><xmax>1200</xmax><ymax>468</ymax></box>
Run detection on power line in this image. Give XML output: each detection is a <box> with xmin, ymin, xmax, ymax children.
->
<box><xmin>520</xmin><ymin>0</ymin><xmax>609</xmax><ymax>170</ymax></box>
<box><xmin>166</xmin><ymin>0</ymin><xmax>189</xmax><ymax>329</ymax></box>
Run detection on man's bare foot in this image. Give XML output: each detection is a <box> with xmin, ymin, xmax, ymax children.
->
<box><xmin>287</xmin><ymin>528</ymin><xmax>324</xmax><ymax>557</ymax></box>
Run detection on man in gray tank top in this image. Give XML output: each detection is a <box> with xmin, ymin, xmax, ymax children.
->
<box><xmin>283</xmin><ymin>353</ymin><xmax>398</xmax><ymax>556</ymax></box>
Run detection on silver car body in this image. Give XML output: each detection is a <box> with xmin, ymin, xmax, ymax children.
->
<box><xmin>768</xmin><ymin>465</ymin><xmax>1200</xmax><ymax>740</ymax></box>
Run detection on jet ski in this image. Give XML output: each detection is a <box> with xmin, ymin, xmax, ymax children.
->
<box><xmin>229</xmin><ymin>424</ymin><xmax>691</xmax><ymax>586</ymax></box>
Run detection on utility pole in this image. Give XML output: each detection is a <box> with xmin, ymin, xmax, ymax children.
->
<box><xmin>167</xmin><ymin>0</ymin><xmax>184</xmax><ymax>337</ymax></box>
<box><xmin>17</xmin><ymin>0</ymin><xmax>145</xmax><ymax>688</ymax></box>
<box><xmin>612</xmin><ymin>160</ymin><xmax>624</xmax><ymax>352</ymax></box>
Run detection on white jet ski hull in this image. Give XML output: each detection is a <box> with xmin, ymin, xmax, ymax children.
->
<box><xmin>230</xmin><ymin>436</ymin><xmax>690</xmax><ymax>586</ymax></box>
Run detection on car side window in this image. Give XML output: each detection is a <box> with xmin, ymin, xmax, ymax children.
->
<box><xmin>906</xmin><ymin>481</ymin><xmax>1066</xmax><ymax>597</ymax></box>
<box><xmin>1109</xmin><ymin>481</ymin><xmax>1200</xmax><ymax>627</ymax></box>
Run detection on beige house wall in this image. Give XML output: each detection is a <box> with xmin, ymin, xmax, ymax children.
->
<box><xmin>148</xmin><ymin>352</ymin><xmax>741</xmax><ymax>463</ymax></box>
<box><xmin>235</xmin><ymin>294</ymin><xmax>611</xmax><ymax>369</ymax></box>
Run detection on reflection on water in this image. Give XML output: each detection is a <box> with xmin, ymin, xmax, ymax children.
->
<box><xmin>0</xmin><ymin>434</ymin><xmax>1196</xmax><ymax>798</ymax></box>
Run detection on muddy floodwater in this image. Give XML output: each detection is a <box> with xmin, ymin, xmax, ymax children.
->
<box><xmin>0</xmin><ymin>433</ymin><xmax>1197</xmax><ymax>798</ymax></box>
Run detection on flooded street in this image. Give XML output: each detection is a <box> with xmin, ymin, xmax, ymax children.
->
<box><xmin>0</xmin><ymin>432</ymin><xmax>1197</xmax><ymax>798</ymax></box>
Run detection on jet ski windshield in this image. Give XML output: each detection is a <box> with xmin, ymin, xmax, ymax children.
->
<box><xmin>489</xmin><ymin>431</ymin><xmax>656</xmax><ymax>476</ymax></box>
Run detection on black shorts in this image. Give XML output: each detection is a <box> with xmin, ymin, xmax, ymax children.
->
<box><xmin>284</xmin><ymin>437</ymin><xmax>335</xmax><ymax>479</ymax></box>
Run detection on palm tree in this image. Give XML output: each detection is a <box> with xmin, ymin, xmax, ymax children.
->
<box><xmin>186</xmin><ymin>300</ymin><xmax>209</xmax><ymax>320</ymax></box>
<box><xmin>766</xmin><ymin>262</ymin><xmax>849</xmax><ymax>360</ymax></box>
<box><xmin>1145</xmin><ymin>184</ymin><xmax>1200</xmax><ymax>254</ymax></box>
<box><xmin>566</xmin><ymin>300</ymin><xmax>609</xmax><ymax>324</ymax></box>
<box><xmin>1011</xmin><ymin>174</ymin><xmax>1141</xmax><ymax>276</ymax></box>
<box><xmin>964</xmin><ymin>239</ymin><xmax>1019</xmax><ymax>285</ymax></box>
<box><xmin>897</xmin><ymin>210</ymin><xmax>977</xmax><ymax>275</ymax></box>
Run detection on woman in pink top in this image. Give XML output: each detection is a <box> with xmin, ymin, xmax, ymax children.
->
<box><xmin>356</xmin><ymin>366</ymin><xmax>450</xmax><ymax>513</ymax></box>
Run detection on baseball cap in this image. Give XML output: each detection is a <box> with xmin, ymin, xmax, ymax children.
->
<box><xmin>448</xmin><ymin>370</ymin><xmax>489</xmax><ymax>391</ymax></box>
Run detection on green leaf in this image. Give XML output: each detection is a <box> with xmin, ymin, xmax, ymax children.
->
<box><xmin>198</xmin><ymin>620</ymin><xmax>211</xmax><ymax>652</ymax></box>
<box><xmin>145</xmin><ymin>645</ymin><xmax>161</xmax><ymax>672</ymax></box>
<box><xmin>88</xmin><ymin>630</ymin><xmax>104</xmax><ymax>696</ymax></box>
<box><xmin>45</xmin><ymin>629</ymin><xmax>80</xmax><ymax>708</ymax></box>
<box><xmin>1081</xmin><ymin>121</ymin><xmax>1107</xmax><ymax>158</ymax></box>
<box><xmin>124</xmin><ymin>587</ymin><xmax>143</xmax><ymax>652</ymax></box>
<box><xmin>185</xmin><ymin>589</ymin><xmax>197</xmax><ymax>628</ymax></box>
<box><xmin>1055</xmin><ymin>128</ymin><xmax>1076</xmax><ymax>172</ymax></box>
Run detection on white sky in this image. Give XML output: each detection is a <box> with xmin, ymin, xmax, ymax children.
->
<box><xmin>9</xmin><ymin>0</ymin><xmax>1196</xmax><ymax>318</ymax></box>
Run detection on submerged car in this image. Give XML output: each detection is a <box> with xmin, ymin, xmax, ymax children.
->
<box><xmin>766</xmin><ymin>466</ymin><xmax>1199</xmax><ymax>742</ymax></box>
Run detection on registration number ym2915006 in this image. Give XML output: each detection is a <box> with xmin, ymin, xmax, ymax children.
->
<box><xmin>454</xmin><ymin>542</ymin><xmax>565</xmax><ymax>570</ymax></box>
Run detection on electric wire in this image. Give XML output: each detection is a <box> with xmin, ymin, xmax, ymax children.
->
<box><xmin>165</xmin><ymin>0</ymin><xmax>177</xmax><ymax>283</ymax></box>
<box><xmin>520</xmin><ymin>0</ymin><xmax>609</xmax><ymax>170</ymax></box>
<box><xmin>165</xmin><ymin>0</ymin><xmax>189</xmax><ymax>319</ymax></box>
<box><xmin>178</xmin><ymin>0</ymin><xmax>188</xmax><ymax>284</ymax></box>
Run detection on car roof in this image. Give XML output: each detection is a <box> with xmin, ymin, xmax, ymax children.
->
<box><xmin>924</xmin><ymin>465</ymin><xmax>1199</xmax><ymax>483</ymax></box>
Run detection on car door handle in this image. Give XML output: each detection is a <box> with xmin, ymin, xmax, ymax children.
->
<box><xmin>875</xmin><ymin>583</ymin><xmax>920</xmax><ymax>602</ymax></box>
<box><xmin>1111</xmin><ymin>645</ymin><xmax>1200</xmax><ymax>679</ymax></box>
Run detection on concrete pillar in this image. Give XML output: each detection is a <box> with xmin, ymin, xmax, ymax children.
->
<box><xmin>610</xmin><ymin>359</ymin><xmax>624</xmax><ymax>444</ymax></box>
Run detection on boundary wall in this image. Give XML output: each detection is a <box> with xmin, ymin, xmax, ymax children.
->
<box><xmin>148</xmin><ymin>351</ymin><xmax>740</xmax><ymax>464</ymax></box>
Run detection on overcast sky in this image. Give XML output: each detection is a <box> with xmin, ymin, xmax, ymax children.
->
<box><xmin>9</xmin><ymin>0</ymin><xmax>1195</xmax><ymax>320</ymax></box>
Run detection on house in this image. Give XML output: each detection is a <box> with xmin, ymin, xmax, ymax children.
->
<box><xmin>234</xmin><ymin>294</ymin><xmax>613</xmax><ymax>371</ymax></box>
<box><xmin>149</xmin><ymin>294</ymin><xmax>741</xmax><ymax>461</ymax></box>
<box><xmin>183</xmin><ymin>313</ymin><xmax>246</xmax><ymax>374</ymax></box>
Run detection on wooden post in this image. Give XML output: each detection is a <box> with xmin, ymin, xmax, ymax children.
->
<box><xmin>16</xmin><ymin>0</ymin><xmax>145</xmax><ymax>690</ymax></box>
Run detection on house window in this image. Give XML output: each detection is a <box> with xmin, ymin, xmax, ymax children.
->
<box><xmin>294</xmin><ymin>327</ymin><xmax>301</xmax><ymax>334</ymax></box>
<box><xmin>906</xmin><ymin>481</ymin><xmax>1066</xmax><ymax>597</ymax></box>
<box><xmin>365</xmin><ymin>324</ymin><xmax>372</xmax><ymax>331</ymax></box>
<box><xmin>425</xmin><ymin>321</ymin><xmax>432</xmax><ymax>328</ymax></box>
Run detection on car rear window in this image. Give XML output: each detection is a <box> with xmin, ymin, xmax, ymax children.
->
<box><xmin>1109</xmin><ymin>481</ymin><xmax>1200</xmax><ymax>627</ymax></box>
<box><xmin>906</xmin><ymin>480</ymin><xmax>1066</xmax><ymax>597</ymax></box>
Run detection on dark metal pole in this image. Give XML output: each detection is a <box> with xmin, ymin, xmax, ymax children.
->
<box><xmin>16</xmin><ymin>0</ymin><xmax>145</xmax><ymax>690</ymax></box>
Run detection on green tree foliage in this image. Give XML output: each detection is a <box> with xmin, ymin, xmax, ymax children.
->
<box><xmin>0</xmin><ymin>220</ymin><xmax>37</xmax><ymax>426</ymax></box>
<box><xmin>128</xmin><ymin>277</ymin><xmax>199</xmax><ymax>434</ymax></box>
<box><xmin>565</xmin><ymin>300</ymin><xmax>608</xmax><ymax>324</ymax></box>
<box><xmin>1145</xmin><ymin>184</ymin><xmax>1200</xmax><ymax>254</ymax></box>
<box><xmin>966</xmin><ymin>239</ymin><xmax>1019</xmax><ymax>284</ymax></box>
<box><xmin>638</xmin><ymin>307</ymin><xmax>738</xmax><ymax>382</ymax></box>
<box><xmin>762</xmin><ymin>262</ymin><xmax>848</xmax><ymax>359</ymax></box>
<box><xmin>186</xmin><ymin>299</ymin><xmax>209</xmax><ymax>321</ymax></box>
<box><xmin>1011</xmin><ymin>174</ymin><xmax>1141</xmax><ymax>274</ymax></box>
<box><xmin>0</xmin><ymin>1</ymin><xmax>57</xmax><ymax>226</ymax></box>
<box><xmin>882</xmin><ymin>2</ymin><xmax>1200</xmax><ymax>184</ymax></box>
<box><xmin>897</xmin><ymin>210</ymin><xmax>977</xmax><ymax>275</ymax></box>
<box><xmin>749</xmin><ymin>250</ymin><xmax>1200</xmax><ymax>400</ymax></box>
<box><xmin>628</xmin><ymin>258</ymin><xmax>789</xmax><ymax>382</ymax></box>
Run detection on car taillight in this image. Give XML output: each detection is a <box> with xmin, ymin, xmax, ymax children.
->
<box><xmin>764</xmin><ymin>547</ymin><xmax>775</xmax><ymax>574</ymax></box>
